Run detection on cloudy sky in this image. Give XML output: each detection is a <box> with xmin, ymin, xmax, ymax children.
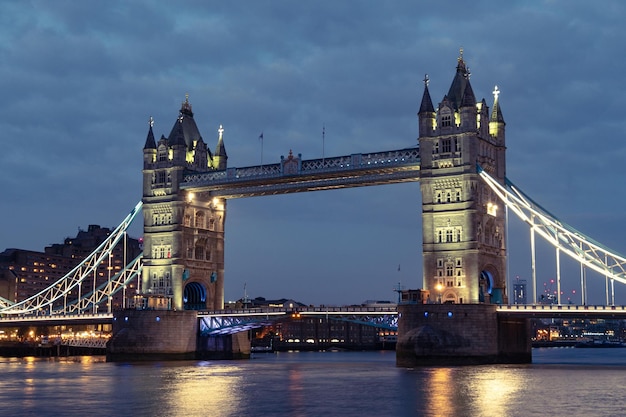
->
<box><xmin>1</xmin><ymin>1</ymin><xmax>625</xmax><ymax>305</ymax></box>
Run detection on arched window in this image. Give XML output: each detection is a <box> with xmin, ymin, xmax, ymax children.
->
<box><xmin>195</xmin><ymin>211</ymin><xmax>205</xmax><ymax>228</ymax></box>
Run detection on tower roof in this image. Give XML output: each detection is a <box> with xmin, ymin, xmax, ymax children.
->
<box><xmin>490</xmin><ymin>86</ymin><xmax>505</xmax><ymax>123</ymax></box>
<box><xmin>418</xmin><ymin>75</ymin><xmax>435</xmax><ymax>114</ymax></box>
<box><xmin>215</xmin><ymin>124</ymin><xmax>227</xmax><ymax>159</ymax></box>
<box><xmin>167</xmin><ymin>95</ymin><xmax>203</xmax><ymax>149</ymax></box>
<box><xmin>143</xmin><ymin>117</ymin><xmax>157</xmax><ymax>150</ymax></box>
<box><xmin>446</xmin><ymin>50</ymin><xmax>474</xmax><ymax>110</ymax></box>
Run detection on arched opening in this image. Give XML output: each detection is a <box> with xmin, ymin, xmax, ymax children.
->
<box><xmin>183</xmin><ymin>282</ymin><xmax>206</xmax><ymax>310</ymax></box>
<box><xmin>479</xmin><ymin>270</ymin><xmax>494</xmax><ymax>303</ymax></box>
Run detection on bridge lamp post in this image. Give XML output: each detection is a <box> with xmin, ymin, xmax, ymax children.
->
<box><xmin>436</xmin><ymin>283</ymin><xmax>443</xmax><ymax>304</ymax></box>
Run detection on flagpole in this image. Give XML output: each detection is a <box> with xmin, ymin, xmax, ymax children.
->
<box><xmin>322</xmin><ymin>125</ymin><xmax>325</xmax><ymax>164</ymax></box>
<box><xmin>259</xmin><ymin>132</ymin><xmax>264</xmax><ymax>165</ymax></box>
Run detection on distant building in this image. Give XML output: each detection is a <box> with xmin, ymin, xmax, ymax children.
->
<box><xmin>0</xmin><ymin>225</ymin><xmax>142</xmax><ymax>309</ymax></box>
<box><xmin>400</xmin><ymin>289</ymin><xmax>431</xmax><ymax>304</ymax></box>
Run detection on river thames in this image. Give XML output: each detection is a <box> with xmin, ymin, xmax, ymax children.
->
<box><xmin>0</xmin><ymin>348</ymin><xmax>625</xmax><ymax>417</ymax></box>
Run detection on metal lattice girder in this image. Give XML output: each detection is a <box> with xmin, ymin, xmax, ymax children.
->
<box><xmin>299</xmin><ymin>311</ymin><xmax>398</xmax><ymax>330</ymax></box>
<box><xmin>199</xmin><ymin>307</ymin><xmax>399</xmax><ymax>335</ymax></box>
<box><xmin>0</xmin><ymin>296</ymin><xmax>14</xmax><ymax>309</ymax></box>
<box><xmin>53</xmin><ymin>255</ymin><xmax>143</xmax><ymax>315</ymax></box>
<box><xmin>0</xmin><ymin>202</ymin><xmax>143</xmax><ymax>315</ymax></box>
<box><xmin>199</xmin><ymin>311</ymin><xmax>287</xmax><ymax>335</ymax></box>
<box><xmin>478</xmin><ymin>167</ymin><xmax>626</xmax><ymax>285</ymax></box>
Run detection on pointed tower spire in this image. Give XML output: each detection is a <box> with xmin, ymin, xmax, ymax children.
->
<box><xmin>419</xmin><ymin>74</ymin><xmax>435</xmax><ymax>114</ymax></box>
<box><xmin>446</xmin><ymin>47</ymin><xmax>472</xmax><ymax>110</ymax></box>
<box><xmin>489</xmin><ymin>85</ymin><xmax>506</xmax><ymax>140</ymax></box>
<box><xmin>418</xmin><ymin>74</ymin><xmax>436</xmax><ymax>137</ymax></box>
<box><xmin>144</xmin><ymin>116</ymin><xmax>157</xmax><ymax>149</ymax></box>
<box><xmin>143</xmin><ymin>116</ymin><xmax>157</xmax><ymax>167</ymax></box>
<box><xmin>214</xmin><ymin>124</ymin><xmax>228</xmax><ymax>170</ymax></box>
<box><xmin>490</xmin><ymin>85</ymin><xmax>505</xmax><ymax>123</ymax></box>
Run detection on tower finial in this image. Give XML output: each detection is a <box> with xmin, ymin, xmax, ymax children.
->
<box><xmin>459</xmin><ymin>47</ymin><xmax>464</xmax><ymax>61</ymax></box>
<box><xmin>185</xmin><ymin>93</ymin><xmax>189</xmax><ymax>103</ymax></box>
<box><xmin>218</xmin><ymin>124</ymin><xmax>224</xmax><ymax>140</ymax></box>
<box><xmin>149</xmin><ymin>116</ymin><xmax>154</xmax><ymax>128</ymax></box>
<box><xmin>493</xmin><ymin>85</ymin><xmax>500</xmax><ymax>101</ymax></box>
<box><xmin>423</xmin><ymin>74</ymin><xmax>430</xmax><ymax>87</ymax></box>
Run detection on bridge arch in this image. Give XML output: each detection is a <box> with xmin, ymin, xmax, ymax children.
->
<box><xmin>183</xmin><ymin>282</ymin><xmax>206</xmax><ymax>310</ymax></box>
<box><xmin>479</xmin><ymin>267</ymin><xmax>503</xmax><ymax>304</ymax></box>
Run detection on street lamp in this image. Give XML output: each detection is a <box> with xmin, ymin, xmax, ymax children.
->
<box><xmin>436</xmin><ymin>283</ymin><xmax>443</xmax><ymax>304</ymax></box>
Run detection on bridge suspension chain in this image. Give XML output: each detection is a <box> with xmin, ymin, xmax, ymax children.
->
<box><xmin>479</xmin><ymin>167</ymin><xmax>626</xmax><ymax>294</ymax></box>
<box><xmin>0</xmin><ymin>201</ymin><xmax>143</xmax><ymax>315</ymax></box>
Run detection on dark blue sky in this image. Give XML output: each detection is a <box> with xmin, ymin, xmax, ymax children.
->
<box><xmin>1</xmin><ymin>1</ymin><xmax>625</xmax><ymax>305</ymax></box>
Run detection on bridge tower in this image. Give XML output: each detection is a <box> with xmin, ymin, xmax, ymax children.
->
<box><xmin>141</xmin><ymin>96</ymin><xmax>227</xmax><ymax>310</ymax></box>
<box><xmin>418</xmin><ymin>51</ymin><xmax>507</xmax><ymax>304</ymax></box>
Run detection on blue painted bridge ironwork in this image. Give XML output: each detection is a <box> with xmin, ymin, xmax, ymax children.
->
<box><xmin>198</xmin><ymin>306</ymin><xmax>399</xmax><ymax>335</ymax></box>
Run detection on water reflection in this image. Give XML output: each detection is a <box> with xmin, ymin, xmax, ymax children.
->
<box><xmin>165</xmin><ymin>364</ymin><xmax>243</xmax><ymax>417</ymax></box>
<box><xmin>465</xmin><ymin>367</ymin><xmax>524</xmax><ymax>417</ymax></box>
<box><xmin>423</xmin><ymin>367</ymin><xmax>456</xmax><ymax>416</ymax></box>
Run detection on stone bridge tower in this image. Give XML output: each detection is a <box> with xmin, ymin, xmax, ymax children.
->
<box><xmin>141</xmin><ymin>96</ymin><xmax>227</xmax><ymax>310</ymax></box>
<box><xmin>418</xmin><ymin>52</ymin><xmax>507</xmax><ymax>304</ymax></box>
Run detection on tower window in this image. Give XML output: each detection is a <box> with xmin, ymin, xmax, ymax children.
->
<box><xmin>441</xmin><ymin>139</ymin><xmax>452</xmax><ymax>153</ymax></box>
<box><xmin>441</xmin><ymin>115</ymin><xmax>452</xmax><ymax>127</ymax></box>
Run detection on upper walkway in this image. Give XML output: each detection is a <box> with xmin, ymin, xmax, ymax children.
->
<box><xmin>182</xmin><ymin>147</ymin><xmax>420</xmax><ymax>198</ymax></box>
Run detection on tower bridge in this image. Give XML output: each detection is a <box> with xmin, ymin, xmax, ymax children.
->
<box><xmin>3</xmin><ymin>53</ymin><xmax>626</xmax><ymax>364</ymax></box>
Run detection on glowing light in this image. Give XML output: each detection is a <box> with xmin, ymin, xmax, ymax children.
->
<box><xmin>487</xmin><ymin>202</ymin><xmax>498</xmax><ymax>217</ymax></box>
<box><xmin>188</xmin><ymin>193</ymin><xmax>195</xmax><ymax>202</ymax></box>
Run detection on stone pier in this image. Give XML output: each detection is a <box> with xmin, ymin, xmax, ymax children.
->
<box><xmin>396</xmin><ymin>304</ymin><xmax>531</xmax><ymax>366</ymax></box>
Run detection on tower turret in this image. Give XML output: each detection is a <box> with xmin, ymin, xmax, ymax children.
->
<box><xmin>418</xmin><ymin>75</ymin><xmax>436</xmax><ymax>137</ymax></box>
<box><xmin>143</xmin><ymin>116</ymin><xmax>157</xmax><ymax>167</ymax></box>
<box><xmin>213</xmin><ymin>124</ymin><xmax>228</xmax><ymax>170</ymax></box>
<box><xmin>489</xmin><ymin>85</ymin><xmax>506</xmax><ymax>142</ymax></box>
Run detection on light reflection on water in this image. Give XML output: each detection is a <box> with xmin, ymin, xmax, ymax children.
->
<box><xmin>0</xmin><ymin>349</ymin><xmax>626</xmax><ymax>416</ymax></box>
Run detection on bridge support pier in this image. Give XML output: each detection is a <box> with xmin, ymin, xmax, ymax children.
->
<box><xmin>197</xmin><ymin>332</ymin><xmax>251</xmax><ymax>360</ymax></box>
<box><xmin>396</xmin><ymin>304</ymin><xmax>531</xmax><ymax>366</ymax></box>
<box><xmin>107</xmin><ymin>310</ymin><xmax>198</xmax><ymax>361</ymax></box>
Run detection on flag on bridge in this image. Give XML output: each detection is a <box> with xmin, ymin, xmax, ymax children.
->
<box><xmin>259</xmin><ymin>132</ymin><xmax>263</xmax><ymax>141</ymax></box>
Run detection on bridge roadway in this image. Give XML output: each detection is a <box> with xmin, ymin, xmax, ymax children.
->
<box><xmin>3</xmin><ymin>304</ymin><xmax>626</xmax><ymax>329</ymax></box>
<box><xmin>496</xmin><ymin>304</ymin><xmax>626</xmax><ymax>319</ymax></box>
<box><xmin>0</xmin><ymin>313</ymin><xmax>113</xmax><ymax>327</ymax></box>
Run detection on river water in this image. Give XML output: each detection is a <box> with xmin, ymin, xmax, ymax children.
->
<box><xmin>0</xmin><ymin>348</ymin><xmax>625</xmax><ymax>417</ymax></box>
